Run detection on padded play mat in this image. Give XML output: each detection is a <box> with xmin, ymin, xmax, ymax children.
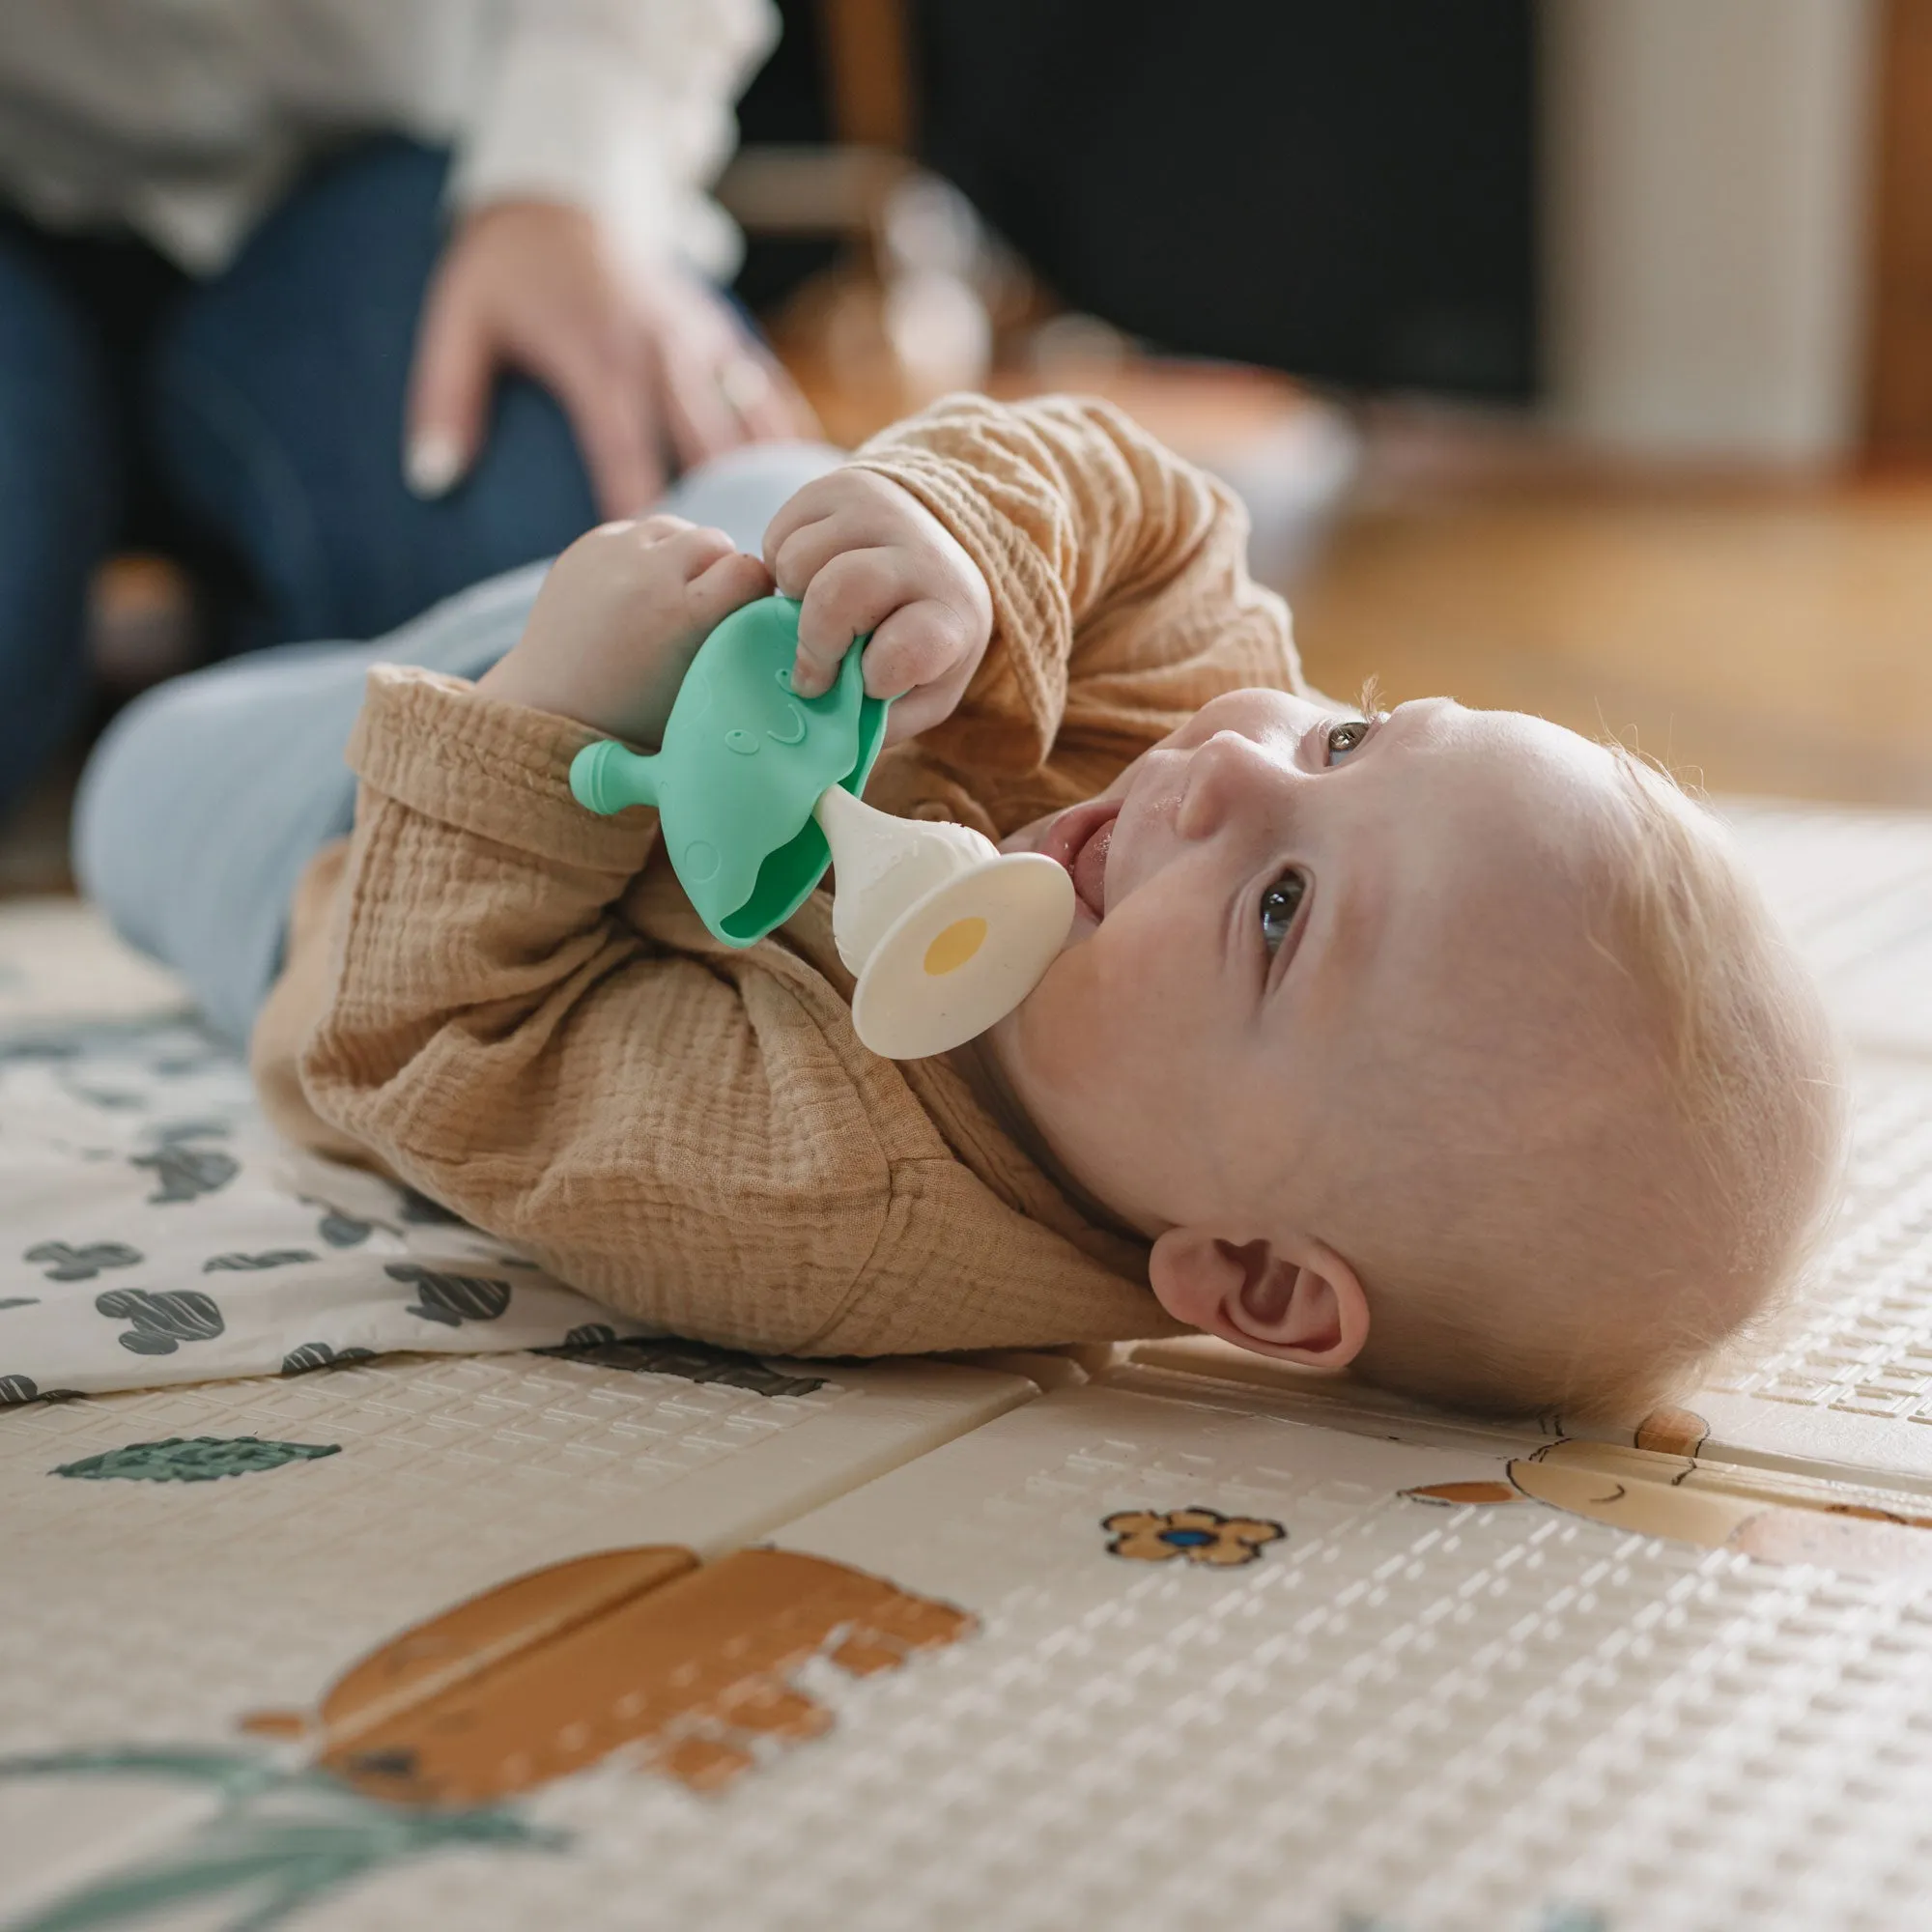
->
<box><xmin>5</xmin><ymin>796</ymin><xmax>1932</xmax><ymax>1932</ymax></box>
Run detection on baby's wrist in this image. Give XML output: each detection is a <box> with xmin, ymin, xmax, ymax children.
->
<box><xmin>473</xmin><ymin>648</ymin><xmax>575</xmax><ymax>722</ymax></box>
<box><xmin>475</xmin><ymin>650</ymin><xmax>660</xmax><ymax>746</ymax></box>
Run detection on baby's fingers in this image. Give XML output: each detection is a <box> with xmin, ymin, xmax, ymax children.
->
<box><xmin>881</xmin><ymin>652</ymin><xmax>978</xmax><ymax>746</ymax></box>
<box><xmin>792</xmin><ymin>548</ymin><xmax>915</xmax><ymax>697</ymax></box>
<box><xmin>762</xmin><ymin>471</ymin><xmax>853</xmax><ymax>582</ymax></box>
<box><xmin>858</xmin><ymin>600</ymin><xmax>969</xmax><ymax>701</ymax></box>
<box><xmin>686</xmin><ymin>548</ymin><xmax>774</xmax><ymax>630</ymax></box>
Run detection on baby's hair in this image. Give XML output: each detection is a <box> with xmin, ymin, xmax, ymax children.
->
<box><xmin>1599</xmin><ymin>743</ymin><xmax>1845</xmax><ymax>1252</ymax></box>
<box><xmin>1572</xmin><ymin>745</ymin><xmax>1843</xmax><ymax>1406</ymax></box>
<box><xmin>1350</xmin><ymin>742</ymin><xmax>1845</xmax><ymax>1422</ymax></box>
<box><xmin>1592</xmin><ymin>738</ymin><xmax>1847</xmax><ymax>1376</ymax></box>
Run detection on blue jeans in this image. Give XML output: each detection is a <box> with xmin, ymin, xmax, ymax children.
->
<box><xmin>73</xmin><ymin>440</ymin><xmax>843</xmax><ymax>1047</ymax></box>
<box><xmin>0</xmin><ymin>137</ymin><xmax>604</xmax><ymax>820</ymax></box>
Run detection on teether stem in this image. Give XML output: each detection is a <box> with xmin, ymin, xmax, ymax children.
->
<box><xmin>570</xmin><ymin>739</ymin><xmax>660</xmax><ymax>815</ymax></box>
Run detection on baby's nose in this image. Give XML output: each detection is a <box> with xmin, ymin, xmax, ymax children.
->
<box><xmin>1175</xmin><ymin>730</ymin><xmax>1289</xmax><ymax>840</ymax></box>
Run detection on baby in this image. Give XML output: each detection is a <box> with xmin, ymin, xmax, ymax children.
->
<box><xmin>111</xmin><ymin>394</ymin><xmax>1845</xmax><ymax>1419</ymax></box>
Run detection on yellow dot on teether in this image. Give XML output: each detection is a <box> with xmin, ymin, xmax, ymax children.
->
<box><xmin>923</xmin><ymin>917</ymin><xmax>987</xmax><ymax>977</ymax></box>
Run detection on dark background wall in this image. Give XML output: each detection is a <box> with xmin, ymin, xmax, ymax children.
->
<box><xmin>735</xmin><ymin>0</ymin><xmax>1538</xmax><ymax>401</ymax></box>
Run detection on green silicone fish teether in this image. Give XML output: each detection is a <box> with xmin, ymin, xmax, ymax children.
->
<box><xmin>571</xmin><ymin>591</ymin><xmax>1075</xmax><ymax>1058</ymax></box>
<box><xmin>568</xmin><ymin>596</ymin><xmax>889</xmax><ymax>948</ymax></box>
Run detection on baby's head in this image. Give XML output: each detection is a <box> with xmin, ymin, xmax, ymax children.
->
<box><xmin>993</xmin><ymin>689</ymin><xmax>1843</xmax><ymax>1419</ymax></box>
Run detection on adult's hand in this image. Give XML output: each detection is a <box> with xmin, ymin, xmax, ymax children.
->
<box><xmin>405</xmin><ymin>199</ymin><xmax>816</xmax><ymax>519</ymax></box>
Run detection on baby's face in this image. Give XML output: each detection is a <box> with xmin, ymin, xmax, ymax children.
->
<box><xmin>991</xmin><ymin>688</ymin><xmax>1630</xmax><ymax>1250</ymax></box>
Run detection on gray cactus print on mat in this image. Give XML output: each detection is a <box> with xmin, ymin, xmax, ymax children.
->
<box><xmin>0</xmin><ymin>1375</ymin><xmax>81</xmax><ymax>1405</ymax></box>
<box><xmin>385</xmin><ymin>1264</ymin><xmax>513</xmax><ymax>1327</ymax></box>
<box><xmin>280</xmin><ymin>1343</ymin><xmax>378</xmax><ymax>1376</ymax></box>
<box><xmin>1</xmin><ymin>1014</ymin><xmax>622</xmax><ymax>1395</ymax></box>
<box><xmin>130</xmin><ymin>1141</ymin><xmax>240</xmax><ymax>1205</ymax></box>
<box><xmin>534</xmin><ymin>1324</ymin><xmax>828</xmax><ymax>1398</ymax></box>
<box><xmin>25</xmin><ymin>1240</ymin><xmax>144</xmax><ymax>1281</ymax></box>
<box><xmin>96</xmin><ymin>1288</ymin><xmax>225</xmax><ymax>1355</ymax></box>
<box><xmin>0</xmin><ymin>1037</ymin><xmax>77</xmax><ymax>1064</ymax></box>
<box><xmin>309</xmin><ymin>1204</ymin><xmax>373</xmax><ymax>1248</ymax></box>
<box><xmin>396</xmin><ymin>1186</ymin><xmax>465</xmax><ymax>1226</ymax></box>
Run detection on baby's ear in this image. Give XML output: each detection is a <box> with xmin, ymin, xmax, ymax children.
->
<box><xmin>1148</xmin><ymin>1229</ymin><xmax>1369</xmax><ymax>1369</ymax></box>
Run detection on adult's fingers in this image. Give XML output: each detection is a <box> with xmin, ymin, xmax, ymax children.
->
<box><xmin>404</xmin><ymin>281</ymin><xmax>496</xmax><ymax>498</ymax></box>
<box><xmin>541</xmin><ymin>341</ymin><xmax>664</xmax><ymax>521</ymax></box>
<box><xmin>658</xmin><ymin>333</ymin><xmax>748</xmax><ymax>475</ymax></box>
<box><xmin>725</xmin><ymin>343</ymin><xmax>820</xmax><ymax>443</ymax></box>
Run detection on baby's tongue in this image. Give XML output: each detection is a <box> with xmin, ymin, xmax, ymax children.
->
<box><xmin>1072</xmin><ymin>818</ymin><xmax>1113</xmax><ymax>918</ymax></box>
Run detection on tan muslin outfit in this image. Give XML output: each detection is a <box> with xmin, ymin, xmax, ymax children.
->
<box><xmin>251</xmin><ymin>396</ymin><xmax>1307</xmax><ymax>1357</ymax></box>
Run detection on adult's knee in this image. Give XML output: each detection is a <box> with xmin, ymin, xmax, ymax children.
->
<box><xmin>149</xmin><ymin>139</ymin><xmax>598</xmax><ymax>643</ymax></box>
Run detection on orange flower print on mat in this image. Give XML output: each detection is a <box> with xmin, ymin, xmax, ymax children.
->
<box><xmin>1102</xmin><ymin>1506</ymin><xmax>1285</xmax><ymax>1567</ymax></box>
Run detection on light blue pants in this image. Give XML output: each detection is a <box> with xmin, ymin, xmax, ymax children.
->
<box><xmin>74</xmin><ymin>440</ymin><xmax>843</xmax><ymax>1046</ymax></box>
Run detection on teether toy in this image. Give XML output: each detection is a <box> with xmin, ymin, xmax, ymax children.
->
<box><xmin>569</xmin><ymin>596</ymin><xmax>1073</xmax><ymax>1059</ymax></box>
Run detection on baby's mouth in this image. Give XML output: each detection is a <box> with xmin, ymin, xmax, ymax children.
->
<box><xmin>1041</xmin><ymin>801</ymin><xmax>1121</xmax><ymax>921</ymax></box>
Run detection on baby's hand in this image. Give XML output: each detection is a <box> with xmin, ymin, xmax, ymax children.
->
<box><xmin>763</xmin><ymin>469</ymin><xmax>994</xmax><ymax>743</ymax></box>
<box><xmin>477</xmin><ymin>516</ymin><xmax>772</xmax><ymax>744</ymax></box>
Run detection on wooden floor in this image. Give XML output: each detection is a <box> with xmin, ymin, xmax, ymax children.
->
<box><xmin>1290</xmin><ymin>468</ymin><xmax>1932</xmax><ymax>808</ymax></box>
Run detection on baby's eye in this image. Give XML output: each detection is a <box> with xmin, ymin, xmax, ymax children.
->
<box><xmin>1260</xmin><ymin>868</ymin><xmax>1308</xmax><ymax>954</ymax></box>
<box><xmin>1325</xmin><ymin>719</ymin><xmax>1371</xmax><ymax>763</ymax></box>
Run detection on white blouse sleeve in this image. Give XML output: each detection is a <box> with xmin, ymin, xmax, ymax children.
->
<box><xmin>449</xmin><ymin>0</ymin><xmax>779</xmax><ymax>279</ymax></box>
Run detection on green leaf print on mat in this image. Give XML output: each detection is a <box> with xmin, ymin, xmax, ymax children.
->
<box><xmin>52</xmin><ymin>1436</ymin><xmax>341</xmax><ymax>1482</ymax></box>
<box><xmin>0</xmin><ymin>1751</ymin><xmax>554</xmax><ymax>1932</ymax></box>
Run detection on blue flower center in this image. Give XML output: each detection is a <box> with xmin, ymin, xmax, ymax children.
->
<box><xmin>1158</xmin><ymin>1527</ymin><xmax>1216</xmax><ymax>1547</ymax></box>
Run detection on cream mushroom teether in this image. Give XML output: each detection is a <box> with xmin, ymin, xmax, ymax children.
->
<box><xmin>569</xmin><ymin>596</ymin><xmax>1073</xmax><ymax>1060</ymax></box>
<box><xmin>812</xmin><ymin>783</ymin><xmax>1073</xmax><ymax>1060</ymax></box>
